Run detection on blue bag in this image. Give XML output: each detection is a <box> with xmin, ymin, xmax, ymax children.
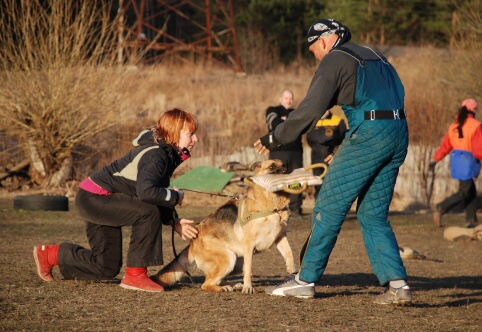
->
<box><xmin>450</xmin><ymin>149</ymin><xmax>481</xmax><ymax>180</ymax></box>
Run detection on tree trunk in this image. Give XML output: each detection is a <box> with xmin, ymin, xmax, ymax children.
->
<box><xmin>450</xmin><ymin>10</ymin><xmax>458</xmax><ymax>49</ymax></box>
<box><xmin>296</xmin><ymin>27</ymin><xmax>302</xmax><ymax>63</ymax></box>
<box><xmin>44</xmin><ymin>158</ymin><xmax>73</xmax><ymax>188</ymax></box>
<box><xmin>28</xmin><ymin>139</ymin><xmax>46</xmax><ymax>184</ymax></box>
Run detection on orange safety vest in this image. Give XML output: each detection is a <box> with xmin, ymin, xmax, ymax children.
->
<box><xmin>434</xmin><ymin>116</ymin><xmax>481</xmax><ymax>161</ymax></box>
<box><xmin>447</xmin><ymin>117</ymin><xmax>481</xmax><ymax>152</ymax></box>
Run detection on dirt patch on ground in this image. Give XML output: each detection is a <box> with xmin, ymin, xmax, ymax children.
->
<box><xmin>0</xmin><ymin>198</ymin><xmax>480</xmax><ymax>331</ymax></box>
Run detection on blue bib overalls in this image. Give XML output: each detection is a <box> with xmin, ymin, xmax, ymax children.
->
<box><xmin>299</xmin><ymin>48</ymin><xmax>409</xmax><ymax>286</ymax></box>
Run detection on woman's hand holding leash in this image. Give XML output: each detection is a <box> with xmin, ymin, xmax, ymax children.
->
<box><xmin>175</xmin><ymin>218</ymin><xmax>198</xmax><ymax>240</ymax></box>
<box><xmin>173</xmin><ymin>186</ymin><xmax>185</xmax><ymax>206</ymax></box>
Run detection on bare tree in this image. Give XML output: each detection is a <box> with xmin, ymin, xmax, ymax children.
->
<box><xmin>0</xmin><ymin>0</ymin><xmax>140</xmax><ymax>190</ymax></box>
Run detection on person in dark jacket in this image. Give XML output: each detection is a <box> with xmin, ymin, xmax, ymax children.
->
<box><xmin>266</xmin><ymin>89</ymin><xmax>304</xmax><ymax>218</ymax></box>
<box><xmin>33</xmin><ymin>108</ymin><xmax>199</xmax><ymax>292</ymax></box>
<box><xmin>306</xmin><ymin>108</ymin><xmax>347</xmax><ymax>197</ymax></box>
<box><xmin>255</xmin><ymin>19</ymin><xmax>411</xmax><ymax>305</ymax></box>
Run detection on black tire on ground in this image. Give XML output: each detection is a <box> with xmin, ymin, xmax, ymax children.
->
<box><xmin>13</xmin><ymin>195</ymin><xmax>69</xmax><ymax>211</ymax></box>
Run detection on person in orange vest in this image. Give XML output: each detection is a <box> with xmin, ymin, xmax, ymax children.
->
<box><xmin>306</xmin><ymin>109</ymin><xmax>347</xmax><ymax>197</ymax></box>
<box><xmin>429</xmin><ymin>98</ymin><xmax>481</xmax><ymax>228</ymax></box>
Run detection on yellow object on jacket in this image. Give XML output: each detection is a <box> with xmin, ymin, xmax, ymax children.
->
<box><xmin>315</xmin><ymin>114</ymin><xmax>344</xmax><ymax>128</ymax></box>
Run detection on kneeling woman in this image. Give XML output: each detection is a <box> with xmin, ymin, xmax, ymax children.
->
<box><xmin>33</xmin><ymin>108</ymin><xmax>199</xmax><ymax>292</ymax></box>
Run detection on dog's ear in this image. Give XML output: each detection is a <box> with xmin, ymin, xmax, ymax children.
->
<box><xmin>250</xmin><ymin>161</ymin><xmax>262</xmax><ymax>172</ymax></box>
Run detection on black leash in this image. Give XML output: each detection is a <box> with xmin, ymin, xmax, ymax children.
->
<box><xmin>179</xmin><ymin>188</ymin><xmax>238</xmax><ymax>198</ymax></box>
<box><xmin>171</xmin><ymin>209</ymin><xmax>180</xmax><ymax>258</ymax></box>
<box><xmin>171</xmin><ymin>208</ymin><xmax>194</xmax><ymax>283</ymax></box>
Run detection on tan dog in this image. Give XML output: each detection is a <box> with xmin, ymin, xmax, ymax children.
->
<box><xmin>152</xmin><ymin>159</ymin><xmax>296</xmax><ymax>294</ymax></box>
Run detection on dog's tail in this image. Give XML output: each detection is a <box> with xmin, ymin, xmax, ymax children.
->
<box><xmin>151</xmin><ymin>245</ymin><xmax>193</xmax><ymax>287</ymax></box>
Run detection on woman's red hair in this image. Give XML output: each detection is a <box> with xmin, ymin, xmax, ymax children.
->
<box><xmin>153</xmin><ymin>108</ymin><xmax>198</xmax><ymax>146</ymax></box>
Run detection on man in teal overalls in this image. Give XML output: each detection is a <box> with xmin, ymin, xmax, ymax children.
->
<box><xmin>255</xmin><ymin>19</ymin><xmax>411</xmax><ymax>305</ymax></box>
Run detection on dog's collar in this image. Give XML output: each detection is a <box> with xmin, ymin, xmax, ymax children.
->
<box><xmin>237</xmin><ymin>197</ymin><xmax>288</xmax><ymax>227</ymax></box>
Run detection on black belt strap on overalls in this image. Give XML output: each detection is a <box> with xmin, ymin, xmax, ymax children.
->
<box><xmin>364</xmin><ymin>109</ymin><xmax>406</xmax><ymax>120</ymax></box>
<box><xmin>333</xmin><ymin>46</ymin><xmax>406</xmax><ymax>122</ymax></box>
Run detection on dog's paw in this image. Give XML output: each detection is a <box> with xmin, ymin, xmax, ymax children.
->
<box><xmin>220</xmin><ymin>285</ymin><xmax>234</xmax><ymax>292</ymax></box>
<box><xmin>286</xmin><ymin>266</ymin><xmax>297</xmax><ymax>274</ymax></box>
<box><xmin>232</xmin><ymin>283</ymin><xmax>244</xmax><ymax>291</ymax></box>
<box><xmin>242</xmin><ymin>285</ymin><xmax>255</xmax><ymax>294</ymax></box>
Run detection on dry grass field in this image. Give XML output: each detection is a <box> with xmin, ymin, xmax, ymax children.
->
<box><xmin>1</xmin><ymin>196</ymin><xmax>481</xmax><ymax>331</ymax></box>
<box><xmin>1</xmin><ymin>3</ymin><xmax>481</xmax><ymax>330</ymax></box>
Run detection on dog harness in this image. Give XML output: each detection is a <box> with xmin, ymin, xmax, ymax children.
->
<box><xmin>236</xmin><ymin>196</ymin><xmax>289</xmax><ymax>227</ymax></box>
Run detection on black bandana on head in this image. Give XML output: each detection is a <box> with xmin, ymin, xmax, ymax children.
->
<box><xmin>307</xmin><ymin>19</ymin><xmax>351</xmax><ymax>49</ymax></box>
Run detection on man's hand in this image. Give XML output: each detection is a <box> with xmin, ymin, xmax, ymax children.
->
<box><xmin>254</xmin><ymin>139</ymin><xmax>270</xmax><ymax>156</ymax></box>
<box><xmin>255</xmin><ymin>132</ymin><xmax>281</xmax><ymax>155</ymax></box>
<box><xmin>324</xmin><ymin>154</ymin><xmax>334</xmax><ymax>165</ymax></box>
<box><xmin>428</xmin><ymin>161</ymin><xmax>437</xmax><ymax>172</ymax></box>
<box><xmin>174</xmin><ymin>218</ymin><xmax>198</xmax><ymax>240</ymax></box>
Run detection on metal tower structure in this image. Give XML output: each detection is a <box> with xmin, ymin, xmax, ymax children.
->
<box><xmin>118</xmin><ymin>0</ymin><xmax>243</xmax><ymax>72</ymax></box>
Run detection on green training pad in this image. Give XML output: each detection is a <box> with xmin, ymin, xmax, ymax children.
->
<box><xmin>170</xmin><ymin>166</ymin><xmax>235</xmax><ymax>192</ymax></box>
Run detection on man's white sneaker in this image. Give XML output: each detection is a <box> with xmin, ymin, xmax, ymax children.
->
<box><xmin>265</xmin><ymin>274</ymin><xmax>315</xmax><ymax>299</ymax></box>
<box><xmin>373</xmin><ymin>285</ymin><xmax>412</xmax><ymax>305</ymax></box>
